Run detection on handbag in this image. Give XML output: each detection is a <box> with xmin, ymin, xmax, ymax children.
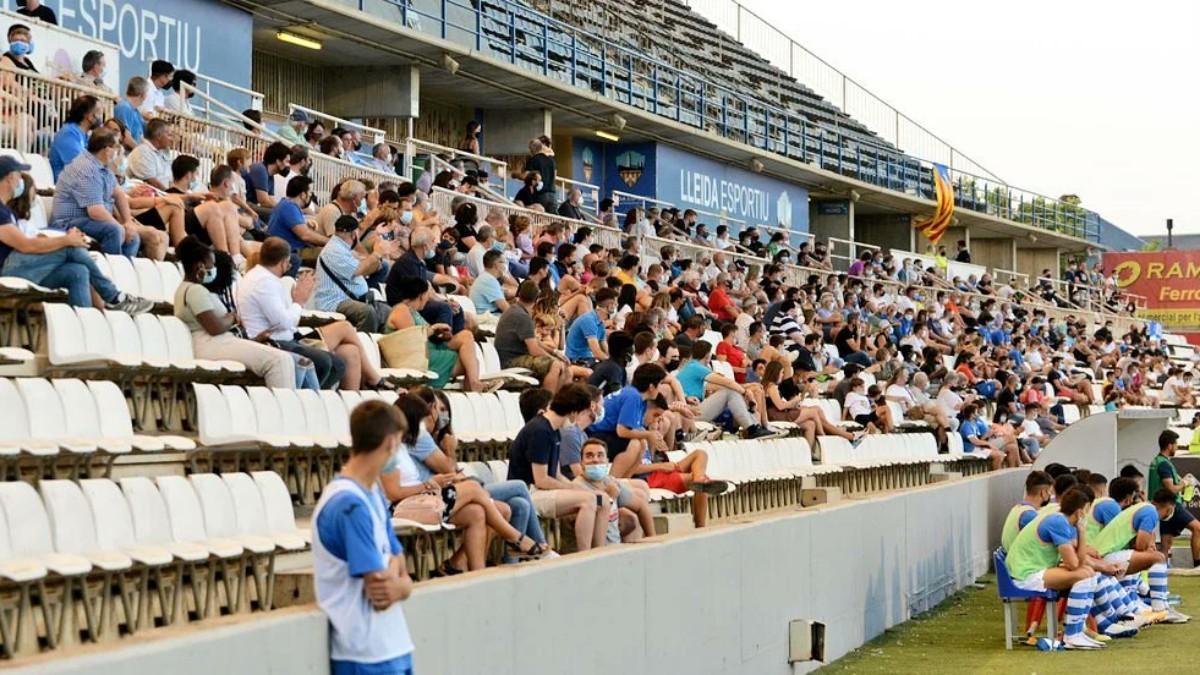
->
<box><xmin>392</xmin><ymin>492</ymin><xmax>444</xmax><ymax>526</ymax></box>
<box><xmin>377</xmin><ymin>325</ymin><xmax>430</xmax><ymax>370</ymax></box>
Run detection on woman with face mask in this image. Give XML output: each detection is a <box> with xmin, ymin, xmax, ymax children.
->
<box><xmin>173</xmin><ymin>236</ymin><xmax>296</xmax><ymax>388</ymax></box>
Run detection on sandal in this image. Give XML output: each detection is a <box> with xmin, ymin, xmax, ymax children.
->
<box><xmin>430</xmin><ymin>561</ymin><xmax>463</xmax><ymax>578</ymax></box>
<box><xmin>506</xmin><ymin>535</ymin><xmax>549</xmax><ymax>560</ymax></box>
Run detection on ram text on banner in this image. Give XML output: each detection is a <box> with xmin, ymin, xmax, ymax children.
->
<box><xmin>1104</xmin><ymin>250</ymin><xmax>1200</xmax><ymax>331</ymax></box>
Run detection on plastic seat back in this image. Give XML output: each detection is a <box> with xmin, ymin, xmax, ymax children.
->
<box><xmin>80</xmin><ymin>479</ymin><xmax>138</xmax><ymax>550</ymax></box>
<box><xmin>106</xmin><ymin>311</ymin><xmax>144</xmax><ymax>357</ymax></box>
<box><xmin>16</xmin><ymin>378</ymin><xmax>70</xmax><ymax>443</ymax></box>
<box><xmin>0</xmin><ymin>379</ymin><xmax>36</xmax><ymax>443</ymax></box>
<box><xmin>251</xmin><ymin>471</ymin><xmax>298</xmax><ymax>533</ymax></box>
<box><xmin>193</xmin><ymin>383</ymin><xmax>234</xmax><ymax>444</ymax></box>
<box><xmin>221</xmin><ymin>385</ymin><xmax>262</xmax><ymax>438</ymax></box>
<box><xmin>43</xmin><ymin>303</ymin><xmax>86</xmax><ymax>364</ymax></box>
<box><xmin>498</xmin><ymin>390</ymin><xmax>524</xmax><ymax>433</ymax></box>
<box><xmin>448</xmin><ymin>294</ymin><xmax>476</xmax><ymax>317</ymax></box>
<box><xmin>274</xmin><ymin>388</ymin><xmax>311</xmax><ymax>435</ymax></box>
<box><xmin>26</xmin><ymin>153</ymin><xmax>52</xmax><ymax>191</ymax></box>
<box><xmin>76</xmin><ymin>307</ymin><xmax>120</xmax><ymax>356</ymax></box>
<box><xmin>106</xmin><ymin>255</ymin><xmax>140</xmax><ymax>297</ymax></box>
<box><xmin>158</xmin><ymin>262</ymin><xmax>183</xmax><ymax>300</ymax></box>
<box><xmin>339</xmin><ymin>390</ymin><xmax>365</xmax><ymax>413</ymax></box>
<box><xmin>134</xmin><ymin>314</ymin><xmax>172</xmax><ymax>362</ymax></box>
<box><xmin>445</xmin><ymin>392</ymin><xmax>477</xmax><ymax>435</ymax></box>
<box><xmin>53</xmin><ymin>379</ymin><xmax>104</xmax><ymax>439</ymax></box>
<box><xmin>481</xmin><ymin>342</ymin><xmax>503</xmax><ymax>375</ymax></box>
<box><xmin>155</xmin><ymin>476</ymin><xmax>210</xmax><ymax>543</ymax></box>
<box><xmin>188</xmin><ymin>474</ymin><xmax>240</xmax><ymax>539</ymax></box>
<box><xmin>39</xmin><ymin>480</ymin><xmax>99</xmax><ymax>555</ymax></box>
<box><xmin>132</xmin><ymin>258</ymin><xmax>164</xmax><ymax>303</ymax></box>
<box><xmin>0</xmin><ymin>481</ymin><xmax>55</xmax><ymax>557</ymax></box>
<box><xmin>120</xmin><ymin>477</ymin><xmax>175</xmax><ymax>546</ymax></box>
<box><xmin>247</xmin><ymin>387</ymin><xmax>285</xmax><ymax>436</ymax></box>
<box><xmin>319</xmin><ymin>391</ymin><xmax>351</xmax><ymax>442</ymax></box>
<box><xmin>356</xmin><ymin>333</ymin><xmax>383</xmax><ymax>370</ymax></box>
<box><xmin>160</xmin><ymin>315</ymin><xmax>198</xmax><ymax>362</ymax></box>
<box><xmin>222</xmin><ymin>473</ymin><xmax>270</xmax><ymax>535</ymax></box>
<box><xmin>88</xmin><ymin>380</ymin><xmax>135</xmax><ymax>440</ymax></box>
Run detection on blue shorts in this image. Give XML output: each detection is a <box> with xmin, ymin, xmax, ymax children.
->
<box><xmin>331</xmin><ymin>653</ymin><xmax>414</xmax><ymax>675</ymax></box>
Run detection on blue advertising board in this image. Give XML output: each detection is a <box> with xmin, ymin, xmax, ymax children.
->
<box><xmin>3</xmin><ymin>0</ymin><xmax>253</xmax><ymax>107</ymax></box>
<box><xmin>654</xmin><ymin>144</ymin><xmax>807</xmax><ymax>234</ymax></box>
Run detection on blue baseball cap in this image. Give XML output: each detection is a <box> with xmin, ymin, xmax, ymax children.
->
<box><xmin>0</xmin><ymin>155</ymin><xmax>30</xmax><ymax>180</ymax></box>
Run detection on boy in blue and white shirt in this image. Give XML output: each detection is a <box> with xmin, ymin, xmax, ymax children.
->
<box><xmin>313</xmin><ymin>399</ymin><xmax>415</xmax><ymax>675</ymax></box>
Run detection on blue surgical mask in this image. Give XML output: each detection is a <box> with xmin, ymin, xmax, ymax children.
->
<box><xmin>400</xmin><ymin>210</ymin><xmax>413</xmax><ymax>224</ymax></box>
<box><xmin>583</xmin><ymin>463</ymin><xmax>610</xmax><ymax>481</ymax></box>
<box><xmin>11</xmin><ymin>176</ymin><xmax>24</xmax><ymax>200</ymax></box>
<box><xmin>423</xmin><ymin>248</ymin><xmax>435</xmax><ymax>260</ymax></box>
<box><xmin>535</xmin><ymin>180</ymin><xmax>544</xmax><ymax>191</ymax></box>
<box><xmin>9</xmin><ymin>41</ymin><xmax>31</xmax><ymax>57</ymax></box>
<box><xmin>357</xmin><ymin>200</ymin><xmax>368</xmax><ymax>217</ymax></box>
<box><xmin>592</xmin><ymin>404</ymin><xmax>605</xmax><ymax>426</ymax></box>
<box><xmin>189</xmin><ymin>178</ymin><xmax>203</xmax><ymax>193</ymax></box>
<box><xmin>491</xmin><ymin>241</ymin><xmax>506</xmax><ymax>252</ymax></box>
<box><xmin>201</xmin><ymin>267</ymin><xmax>217</xmax><ymax>284</ymax></box>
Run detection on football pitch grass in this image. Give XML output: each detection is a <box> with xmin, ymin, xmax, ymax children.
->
<box><xmin>817</xmin><ymin>574</ymin><xmax>1200</xmax><ymax>674</ymax></box>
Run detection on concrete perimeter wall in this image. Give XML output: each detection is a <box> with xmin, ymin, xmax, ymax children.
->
<box><xmin>15</xmin><ymin>470</ymin><xmax>1026</xmax><ymax>675</ymax></box>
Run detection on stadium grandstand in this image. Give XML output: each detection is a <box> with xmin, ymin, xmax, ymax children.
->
<box><xmin>0</xmin><ymin>0</ymin><xmax>1192</xmax><ymax>673</ymax></box>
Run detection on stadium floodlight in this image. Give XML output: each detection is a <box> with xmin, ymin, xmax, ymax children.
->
<box><xmin>442</xmin><ymin>53</ymin><xmax>461</xmax><ymax>75</ymax></box>
<box><xmin>595</xmin><ymin>129</ymin><xmax>620</xmax><ymax>142</ymax></box>
<box><xmin>749</xmin><ymin>158</ymin><xmax>764</xmax><ymax>173</ymax></box>
<box><xmin>276</xmin><ymin>31</ymin><xmax>322</xmax><ymax>51</ymax></box>
<box><xmin>608</xmin><ymin>112</ymin><xmax>627</xmax><ymax>131</ymax></box>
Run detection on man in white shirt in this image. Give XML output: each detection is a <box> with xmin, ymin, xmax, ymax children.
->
<box><xmin>466</xmin><ymin>224</ymin><xmax>493</xmax><ymax>278</ymax></box>
<box><xmin>127</xmin><ymin>119</ymin><xmax>176</xmax><ymax>190</ymax></box>
<box><xmin>237</xmin><ymin>237</ymin><xmax>386</xmax><ymax>391</ymax></box>
<box><xmin>139</xmin><ymin>60</ymin><xmax>174</xmax><ymax>116</ymax></box>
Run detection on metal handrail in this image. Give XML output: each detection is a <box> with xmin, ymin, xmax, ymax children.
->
<box><xmin>0</xmin><ymin>69</ymin><xmax>117</xmax><ymax>156</ymax></box>
<box><xmin>180</xmin><ymin>83</ymin><xmax>286</xmax><ymax>143</ymax></box>
<box><xmin>376</xmin><ymin>0</ymin><xmax>1102</xmax><ymax>242</ymax></box>
<box><xmin>405</xmin><ymin>136</ymin><xmax>509</xmax><ymax>195</ymax></box>
<box><xmin>289</xmin><ymin>103</ymin><xmax>386</xmax><ymax>145</ymax></box>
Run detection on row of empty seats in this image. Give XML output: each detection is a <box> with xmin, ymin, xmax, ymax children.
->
<box><xmin>0</xmin><ymin>377</ymin><xmax>194</xmax><ymax>479</ymax></box>
<box><xmin>0</xmin><ymin>471</ymin><xmax>303</xmax><ymax>655</ymax></box>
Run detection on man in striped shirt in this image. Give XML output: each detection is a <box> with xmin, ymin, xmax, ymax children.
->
<box><xmin>50</xmin><ymin>129</ymin><xmax>141</xmax><ymax>257</ymax></box>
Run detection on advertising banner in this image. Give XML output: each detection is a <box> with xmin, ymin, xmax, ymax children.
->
<box><xmin>1105</xmin><ymin>250</ymin><xmax>1200</xmax><ymax>334</ymax></box>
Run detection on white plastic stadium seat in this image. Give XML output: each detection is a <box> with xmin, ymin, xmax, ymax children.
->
<box><xmin>188</xmin><ymin>475</ymin><xmax>276</xmax><ymax>554</ymax></box>
<box><xmin>0</xmin><ymin>481</ymin><xmax>92</xmax><ymax>576</ymax></box>
<box><xmin>252</xmin><ymin>471</ymin><xmax>312</xmax><ymax>544</ymax></box>
<box><xmin>38</xmin><ymin>480</ymin><xmax>134</xmax><ymax>572</ymax></box>
<box><xmin>118</xmin><ymin>477</ymin><xmax>209</xmax><ymax>562</ymax></box>
<box><xmin>154</xmin><ymin>476</ymin><xmax>244</xmax><ymax>559</ymax></box>
<box><xmin>78</xmin><ymin>479</ymin><xmax>173</xmax><ymax>567</ymax></box>
<box><xmin>221</xmin><ymin>473</ymin><xmax>306</xmax><ymax>550</ymax></box>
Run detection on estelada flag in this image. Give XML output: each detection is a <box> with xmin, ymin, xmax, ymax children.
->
<box><xmin>914</xmin><ymin>163</ymin><xmax>954</xmax><ymax>245</ymax></box>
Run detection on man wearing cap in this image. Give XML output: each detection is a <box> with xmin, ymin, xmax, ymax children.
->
<box><xmin>278</xmin><ymin>109</ymin><xmax>309</xmax><ymax>147</ymax></box>
<box><xmin>0</xmin><ymin>155</ymin><xmax>152</xmax><ymax>313</ymax></box>
<box><xmin>313</xmin><ymin>214</ymin><xmax>394</xmax><ymax>332</ymax></box>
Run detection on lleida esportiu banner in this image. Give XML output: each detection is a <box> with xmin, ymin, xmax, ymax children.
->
<box><xmin>1104</xmin><ymin>251</ymin><xmax>1200</xmax><ymax>331</ymax></box>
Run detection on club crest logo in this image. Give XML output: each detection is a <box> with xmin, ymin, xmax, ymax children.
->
<box><xmin>581</xmin><ymin>147</ymin><xmax>595</xmax><ymax>183</ymax></box>
<box><xmin>777</xmin><ymin>191</ymin><xmax>792</xmax><ymax>229</ymax></box>
<box><xmin>616</xmin><ymin>150</ymin><xmax>645</xmax><ymax>188</ymax></box>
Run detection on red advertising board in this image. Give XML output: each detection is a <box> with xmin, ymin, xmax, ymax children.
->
<box><xmin>1104</xmin><ymin>251</ymin><xmax>1200</xmax><ymax>342</ymax></box>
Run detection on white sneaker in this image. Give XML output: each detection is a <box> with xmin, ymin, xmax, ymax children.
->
<box><xmin>1102</xmin><ymin>621</ymin><xmax>1139</xmax><ymax>638</ymax></box>
<box><xmin>1064</xmin><ymin>633</ymin><xmax>1104</xmax><ymax>650</ymax></box>
<box><xmin>1130</xmin><ymin>609</ymin><xmax>1167</xmax><ymax>627</ymax></box>
<box><xmin>1167</xmin><ymin>565</ymin><xmax>1200</xmax><ymax>576</ymax></box>
<box><xmin>1161</xmin><ymin>607</ymin><xmax>1191</xmax><ymax>624</ymax></box>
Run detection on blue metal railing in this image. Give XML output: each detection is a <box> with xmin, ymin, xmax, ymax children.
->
<box><xmin>371</xmin><ymin>0</ymin><xmax>1099</xmax><ymax>242</ymax></box>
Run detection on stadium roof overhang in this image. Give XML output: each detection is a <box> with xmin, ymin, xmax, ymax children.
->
<box><xmin>229</xmin><ymin>0</ymin><xmax>1091</xmax><ymax>253</ymax></box>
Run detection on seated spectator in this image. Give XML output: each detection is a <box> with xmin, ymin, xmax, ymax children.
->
<box><xmin>566</xmin><ymin>287</ymin><xmax>617</xmax><ymax>365</ymax></box>
<box><xmin>127</xmin><ymin>118</ymin><xmax>176</xmax><ymax>191</ymax></box>
<box><xmin>113</xmin><ymin>77</ymin><xmax>147</xmax><ymax>149</ymax></box>
<box><xmin>268</xmin><ymin>175</ymin><xmax>328</xmax><ymax>269</ymax></box>
<box><xmin>0</xmin><ymin>159</ymin><xmax>151</xmax><ymax>311</ymax></box>
<box><xmin>586</xmin><ymin>329</ymin><xmax>633</xmax><ymax>393</ymax></box>
<box><xmin>313</xmin><ymin>214</ymin><xmax>392</xmax><ymax>332</ymax></box>
<box><xmin>49</xmin><ymin>95</ymin><xmax>103</xmax><ymax>180</ymax></box>
<box><xmin>573</xmin><ymin>438</ymin><xmax>649</xmax><ymax>543</ymax></box>
<box><xmin>73</xmin><ymin>49</ymin><xmax>107</xmax><ymax>90</ymax></box>
<box><xmin>677</xmin><ymin>341</ymin><xmax>775</xmax><ymax>439</ymax></box>
<box><xmin>513</xmin><ymin>171</ymin><xmax>541</xmax><ymax>207</ymax></box>
<box><xmin>312</xmin><ymin>399</ymin><xmax>414</xmax><ymax>674</ymax></box>
<box><xmin>316</xmin><ymin>180</ymin><xmax>366</xmax><ymax>238</ymax></box>
<box><xmin>959</xmin><ymin>401</ymin><xmax>1009</xmax><ymax>470</ymax></box>
<box><xmin>163</xmin><ymin>69</ymin><xmax>196</xmax><ymax>113</ymax></box>
<box><xmin>468</xmin><ymin>249</ymin><xmax>509</xmax><ymax>315</ymax></box>
<box><xmin>386</xmin><ymin>228</ymin><xmax>464</xmax><ymax>304</ymax></box>
<box><xmin>174</xmin><ymin>236</ymin><xmax>295</xmax><ymax>388</ymax></box>
<box><xmin>760</xmin><ymin>362</ymin><xmax>857</xmax><ymax>447</ymax></box>
<box><xmin>557</xmin><ymin>188</ymin><xmax>586</xmax><ymax>220</ymax></box>
<box><xmin>366</xmin><ymin>143</ymin><xmax>394</xmax><ymax>173</ymax></box>
<box><xmin>495</xmin><ymin>281</ymin><xmax>569</xmax><ymax>391</ymax></box>
<box><xmin>15</xmin><ymin>1</ymin><xmax>56</xmax><ymax>24</ymax></box>
<box><xmin>381</xmin><ymin>394</ymin><xmax>550</xmax><ymax>575</ymax></box>
<box><xmin>410</xmin><ymin>386</ymin><xmax>555</xmax><ymax>563</ymax></box>
<box><xmin>239</xmin><ymin>237</ymin><xmax>396</xmax><ymax>391</ymax></box>
<box><xmin>386</xmin><ymin>277</ymin><xmax>486</xmax><ymax>392</ymax></box>
<box><xmin>50</xmin><ymin>129</ymin><xmax>145</xmax><ymax>257</ymax></box>
<box><xmin>137</xmin><ymin>60</ymin><xmax>174</xmax><ymax>114</ymax></box>
<box><xmin>277</xmin><ymin>109</ymin><xmax>308</xmax><ymax>146</ymax></box>
<box><xmin>246</xmin><ymin>141</ymin><xmax>291</xmax><ymax>212</ymax></box>
<box><xmin>508</xmin><ymin>385</ymin><xmax>608</xmax><ymax>551</ymax></box>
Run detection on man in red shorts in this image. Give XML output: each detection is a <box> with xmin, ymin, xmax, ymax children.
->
<box><xmin>631</xmin><ymin>396</ymin><xmax>728</xmax><ymax>528</ymax></box>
